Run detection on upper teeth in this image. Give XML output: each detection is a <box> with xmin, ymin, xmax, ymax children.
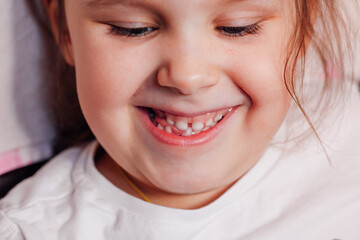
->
<box><xmin>167</xmin><ymin>118</ymin><xmax>175</xmax><ymax>125</ymax></box>
<box><xmin>214</xmin><ymin>114</ymin><xmax>223</xmax><ymax>122</ymax></box>
<box><xmin>192</xmin><ymin>122</ymin><xmax>204</xmax><ymax>132</ymax></box>
<box><xmin>205</xmin><ymin>119</ymin><xmax>214</xmax><ymax>127</ymax></box>
<box><xmin>175</xmin><ymin>121</ymin><xmax>188</xmax><ymax>131</ymax></box>
<box><xmin>153</xmin><ymin>108</ymin><xmax>232</xmax><ymax>136</ymax></box>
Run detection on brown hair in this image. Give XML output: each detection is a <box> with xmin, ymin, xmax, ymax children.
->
<box><xmin>28</xmin><ymin>0</ymin><xmax>355</xmax><ymax>154</ymax></box>
<box><xmin>279</xmin><ymin>0</ymin><xmax>355</xmax><ymax>158</ymax></box>
<box><xmin>27</xmin><ymin>0</ymin><xmax>94</xmax><ymax>153</ymax></box>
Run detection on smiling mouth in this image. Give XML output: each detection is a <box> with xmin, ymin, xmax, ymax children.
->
<box><xmin>146</xmin><ymin>107</ymin><xmax>234</xmax><ymax>137</ymax></box>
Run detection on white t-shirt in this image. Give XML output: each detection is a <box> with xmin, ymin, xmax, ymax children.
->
<box><xmin>1</xmin><ymin>88</ymin><xmax>360</xmax><ymax>240</ymax></box>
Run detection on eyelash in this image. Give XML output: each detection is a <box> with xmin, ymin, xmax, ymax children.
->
<box><xmin>216</xmin><ymin>23</ymin><xmax>262</xmax><ymax>37</ymax></box>
<box><xmin>107</xmin><ymin>25</ymin><xmax>158</xmax><ymax>37</ymax></box>
<box><xmin>107</xmin><ymin>23</ymin><xmax>262</xmax><ymax>38</ymax></box>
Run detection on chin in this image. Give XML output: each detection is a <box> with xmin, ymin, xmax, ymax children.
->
<box><xmin>149</xmin><ymin>167</ymin><xmax>230</xmax><ymax>195</ymax></box>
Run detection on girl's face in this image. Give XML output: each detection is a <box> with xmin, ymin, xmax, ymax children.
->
<box><xmin>62</xmin><ymin>0</ymin><xmax>293</xmax><ymax>202</ymax></box>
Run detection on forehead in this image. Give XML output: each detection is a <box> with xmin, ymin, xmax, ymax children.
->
<box><xmin>81</xmin><ymin>0</ymin><xmax>283</xmax><ymax>10</ymax></box>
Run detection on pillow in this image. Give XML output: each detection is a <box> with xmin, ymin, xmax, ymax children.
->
<box><xmin>0</xmin><ymin>0</ymin><xmax>56</xmax><ymax>175</ymax></box>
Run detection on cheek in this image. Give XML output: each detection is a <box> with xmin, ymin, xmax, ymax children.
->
<box><xmin>232</xmin><ymin>35</ymin><xmax>288</xmax><ymax>104</ymax></box>
<box><xmin>229</xmin><ymin>47</ymin><xmax>289</xmax><ymax>103</ymax></box>
<box><xmin>76</xmin><ymin>47</ymin><xmax>145</xmax><ymax>110</ymax></box>
<box><xmin>223</xmin><ymin>34</ymin><xmax>291</xmax><ymax>133</ymax></box>
<box><xmin>69</xmin><ymin>25</ymin><xmax>157</xmax><ymax>113</ymax></box>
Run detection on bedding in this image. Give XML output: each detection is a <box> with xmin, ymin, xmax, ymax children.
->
<box><xmin>0</xmin><ymin>0</ymin><xmax>55</xmax><ymax>175</ymax></box>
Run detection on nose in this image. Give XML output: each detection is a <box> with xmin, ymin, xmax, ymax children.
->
<box><xmin>157</xmin><ymin>40</ymin><xmax>219</xmax><ymax>95</ymax></box>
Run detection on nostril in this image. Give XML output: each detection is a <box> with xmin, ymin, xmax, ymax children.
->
<box><xmin>156</xmin><ymin>60</ymin><xmax>219</xmax><ymax>95</ymax></box>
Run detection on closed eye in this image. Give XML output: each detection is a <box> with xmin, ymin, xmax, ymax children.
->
<box><xmin>107</xmin><ymin>25</ymin><xmax>159</xmax><ymax>37</ymax></box>
<box><xmin>216</xmin><ymin>23</ymin><xmax>262</xmax><ymax>37</ymax></box>
<box><xmin>106</xmin><ymin>23</ymin><xmax>261</xmax><ymax>38</ymax></box>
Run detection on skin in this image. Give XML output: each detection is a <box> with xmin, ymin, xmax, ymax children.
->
<box><xmin>45</xmin><ymin>0</ymin><xmax>295</xmax><ymax>209</ymax></box>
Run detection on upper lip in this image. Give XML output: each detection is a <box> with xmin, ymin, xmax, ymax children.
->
<box><xmin>138</xmin><ymin>105</ymin><xmax>239</xmax><ymax>117</ymax></box>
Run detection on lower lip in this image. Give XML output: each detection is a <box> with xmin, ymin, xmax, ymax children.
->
<box><xmin>137</xmin><ymin>107</ymin><xmax>238</xmax><ymax>146</ymax></box>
